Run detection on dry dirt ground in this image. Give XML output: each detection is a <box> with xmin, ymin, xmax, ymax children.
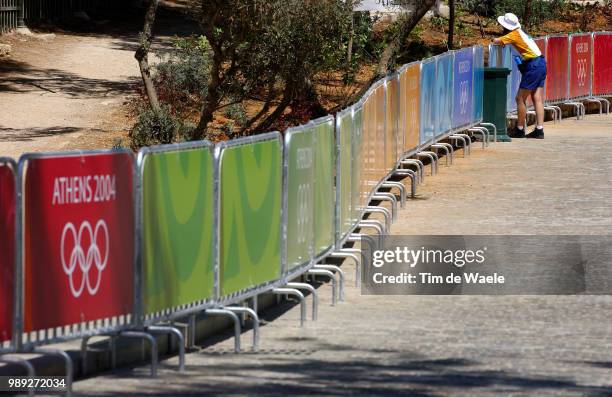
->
<box><xmin>0</xmin><ymin>10</ymin><xmax>198</xmax><ymax>159</ymax></box>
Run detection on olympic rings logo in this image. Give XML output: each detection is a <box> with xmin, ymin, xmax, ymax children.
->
<box><xmin>60</xmin><ymin>220</ymin><xmax>109</xmax><ymax>298</ymax></box>
<box><xmin>577</xmin><ymin>59</ymin><xmax>588</xmax><ymax>87</ymax></box>
<box><xmin>459</xmin><ymin>81</ymin><xmax>470</xmax><ymax>115</ymax></box>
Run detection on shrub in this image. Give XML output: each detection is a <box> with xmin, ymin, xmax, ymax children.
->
<box><xmin>129</xmin><ymin>106</ymin><xmax>178</xmax><ymax>149</ymax></box>
<box><xmin>224</xmin><ymin>103</ymin><xmax>248</xmax><ymax>127</ymax></box>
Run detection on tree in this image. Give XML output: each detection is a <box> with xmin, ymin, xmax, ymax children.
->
<box><xmin>448</xmin><ymin>0</ymin><xmax>455</xmax><ymax>49</ymax></box>
<box><xmin>135</xmin><ymin>0</ymin><xmax>161</xmax><ymax>114</ymax></box>
<box><xmin>375</xmin><ymin>0</ymin><xmax>437</xmax><ymax>78</ymax></box>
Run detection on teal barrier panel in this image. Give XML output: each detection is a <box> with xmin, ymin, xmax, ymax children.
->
<box><xmin>217</xmin><ymin>132</ymin><xmax>282</xmax><ymax>299</ymax></box>
<box><xmin>283</xmin><ymin>125</ymin><xmax>315</xmax><ymax>275</ymax></box>
<box><xmin>435</xmin><ymin>53</ymin><xmax>453</xmax><ymax>138</ymax></box>
<box><xmin>420</xmin><ymin>59</ymin><xmax>436</xmax><ymax>145</ymax></box>
<box><xmin>139</xmin><ymin>142</ymin><xmax>215</xmax><ymax>320</ymax></box>
<box><xmin>335</xmin><ymin>108</ymin><xmax>353</xmax><ymax>246</ymax></box>
<box><xmin>313</xmin><ymin>116</ymin><xmax>336</xmax><ymax>257</ymax></box>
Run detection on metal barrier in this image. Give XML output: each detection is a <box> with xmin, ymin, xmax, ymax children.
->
<box><xmin>138</xmin><ymin>142</ymin><xmax>216</xmax><ymax>325</ymax></box>
<box><xmin>569</xmin><ymin>33</ymin><xmax>593</xmax><ymax>100</ymax></box>
<box><xmin>592</xmin><ymin>32</ymin><xmax>612</xmax><ymax>96</ymax></box>
<box><xmin>473</xmin><ymin>45</ymin><xmax>485</xmax><ymax>124</ymax></box>
<box><xmin>0</xmin><ymin>158</ymin><xmax>16</xmax><ymax>348</ymax></box>
<box><xmin>435</xmin><ymin>52</ymin><xmax>454</xmax><ymax>138</ymax></box>
<box><xmin>399</xmin><ymin>62</ymin><xmax>421</xmax><ymax>155</ymax></box>
<box><xmin>453</xmin><ymin>47</ymin><xmax>475</xmax><ymax>130</ymax></box>
<box><xmin>215</xmin><ymin>133</ymin><xmax>283</xmax><ymax>303</ymax></box>
<box><xmin>420</xmin><ymin>58</ymin><xmax>436</xmax><ymax>146</ymax></box>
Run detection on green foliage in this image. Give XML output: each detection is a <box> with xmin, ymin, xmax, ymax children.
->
<box><xmin>129</xmin><ymin>106</ymin><xmax>178</xmax><ymax>149</ymax></box>
<box><xmin>153</xmin><ymin>36</ymin><xmax>212</xmax><ymax>114</ymax></box>
<box><xmin>460</xmin><ymin>0</ymin><xmax>570</xmax><ymax>27</ymax></box>
<box><xmin>224</xmin><ymin>103</ymin><xmax>248</xmax><ymax>127</ymax></box>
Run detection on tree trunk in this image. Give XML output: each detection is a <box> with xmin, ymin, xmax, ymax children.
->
<box><xmin>375</xmin><ymin>0</ymin><xmax>437</xmax><ymax>78</ymax></box>
<box><xmin>448</xmin><ymin>0</ymin><xmax>454</xmax><ymax>49</ymax></box>
<box><xmin>193</xmin><ymin>49</ymin><xmax>223</xmax><ymax>139</ymax></box>
<box><xmin>347</xmin><ymin>0</ymin><xmax>354</xmax><ymax>66</ymax></box>
<box><xmin>135</xmin><ymin>0</ymin><xmax>161</xmax><ymax>114</ymax></box>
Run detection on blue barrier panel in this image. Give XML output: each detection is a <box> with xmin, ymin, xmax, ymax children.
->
<box><xmin>473</xmin><ymin>45</ymin><xmax>484</xmax><ymax>123</ymax></box>
<box><xmin>435</xmin><ymin>53</ymin><xmax>453</xmax><ymax>138</ymax></box>
<box><xmin>419</xmin><ymin>59</ymin><xmax>436</xmax><ymax>145</ymax></box>
<box><xmin>452</xmin><ymin>47</ymin><xmax>474</xmax><ymax>129</ymax></box>
<box><xmin>500</xmin><ymin>45</ymin><xmax>522</xmax><ymax>113</ymax></box>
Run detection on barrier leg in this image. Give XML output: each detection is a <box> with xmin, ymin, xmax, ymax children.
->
<box><xmin>430</xmin><ymin>144</ymin><xmax>451</xmax><ymax>165</ymax></box>
<box><xmin>436</xmin><ymin>142</ymin><xmax>455</xmax><ymax>162</ymax></box>
<box><xmin>392</xmin><ymin>169</ymin><xmax>417</xmax><ymax>197</ymax></box>
<box><xmin>590</xmin><ymin>97</ymin><xmax>610</xmax><ymax>114</ymax></box>
<box><xmin>564</xmin><ymin>102</ymin><xmax>583</xmax><ymax>120</ymax></box>
<box><xmin>33</xmin><ymin>347</ymin><xmax>73</xmax><ymax>396</ymax></box>
<box><xmin>315</xmin><ymin>264</ymin><xmax>345</xmax><ymax>301</ymax></box>
<box><xmin>448</xmin><ymin>136</ymin><xmax>467</xmax><ymax>157</ymax></box>
<box><xmin>0</xmin><ymin>355</ymin><xmax>35</xmax><ymax>397</ymax></box>
<box><xmin>381</xmin><ymin>181</ymin><xmax>406</xmax><ymax>208</ymax></box>
<box><xmin>330</xmin><ymin>251</ymin><xmax>362</xmax><ymax>287</ymax></box>
<box><xmin>453</xmin><ymin>134</ymin><xmax>472</xmax><ymax>155</ymax></box>
<box><xmin>468</xmin><ymin>128</ymin><xmax>488</xmax><ymax>149</ymax></box>
<box><xmin>119</xmin><ymin>331</ymin><xmax>158</xmax><ymax>376</ymax></box>
<box><xmin>365</xmin><ymin>206</ymin><xmax>391</xmax><ymax>231</ymax></box>
<box><xmin>358</xmin><ymin>220</ymin><xmax>384</xmax><ymax>236</ymax></box>
<box><xmin>307</xmin><ymin>269</ymin><xmax>338</xmax><ymax>306</ymax></box>
<box><xmin>225</xmin><ymin>307</ymin><xmax>259</xmax><ymax>351</ymax></box>
<box><xmin>285</xmin><ymin>282</ymin><xmax>318</xmax><ymax>321</ymax></box>
<box><xmin>400</xmin><ymin>159</ymin><xmax>424</xmax><ymax>183</ymax></box>
<box><xmin>372</xmin><ymin>193</ymin><xmax>397</xmax><ymax>221</ymax></box>
<box><xmin>272</xmin><ymin>288</ymin><xmax>306</xmax><ymax>326</ymax></box>
<box><xmin>479</xmin><ymin>122</ymin><xmax>497</xmax><ymax>142</ymax></box>
<box><xmin>417</xmin><ymin>152</ymin><xmax>437</xmax><ymax>175</ymax></box>
<box><xmin>188</xmin><ymin>314</ymin><xmax>197</xmax><ymax>349</ymax></box>
<box><xmin>147</xmin><ymin>325</ymin><xmax>185</xmax><ymax>372</ymax></box>
<box><xmin>204</xmin><ymin>309</ymin><xmax>241</xmax><ymax>353</ymax></box>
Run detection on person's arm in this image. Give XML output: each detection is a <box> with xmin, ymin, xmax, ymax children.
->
<box><xmin>493</xmin><ymin>38</ymin><xmax>503</xmax><ymax>45</ymax></box>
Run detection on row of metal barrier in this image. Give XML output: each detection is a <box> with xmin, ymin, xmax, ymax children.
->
<box><xmin>0</xmin><ymin>31</ymin><xmax>610</xmax><ymax>395</ymax></box>
<box><xmin>489</xmin><ymin>31</ymin><xmax>612</xmax><ymax>119</ymax></box>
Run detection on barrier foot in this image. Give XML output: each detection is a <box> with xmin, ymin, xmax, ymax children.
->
<box><xmin>392</xmin><ymin>169</ymin><xmax>417</xmax><ymax>197</ymax></box>
<box><xmin>272</xmin><ymin>288</ymin><xmax>306</xmax><ymax>326</ymax></box>
<box><xmin>348</xmin><ymin>233</ymin><xmax>377</xmax><ymax>253</ymax></box>
<box><xmin>33</xmin><ymin>347</ymin><xmax>73</xmax><ymax>396</ymax></box>
<box><xmin>315</xmin><ymin>264</ymin><xmax>345</xmax><ymax>301</ymax></box>
<box><xmin>585</xmin><ymin>97</ymin><xmax>607</xmax><ymax>115</ymax></box>
<box><xmin>453</xmin><ymin>134</ymin><xmax>472</xmax><ymax>155</ymax></box>
<box><xmin>0</xmin><ymin>355</ymin><xmax>35</xmax><ymax>397</ymax></box>
<box><xmin>381</xmin><ymin>181</ymin><xmax>406</xmax><ymax>208</ymax></box>
<box><xmin>358</xmin><ymin>220</ymin><xmax>384</xmax><ymax>236</ymax></box>
<box><xmin>188</xmin><ymin>314</ymin><xmax>198</xmax><ymax>349</ymax></box>
<box><xmin>589</xmin><ymin>97</ymin><xmax>610</xmax><ymax>114</ymax></box>
<box><xmin>449</xmin><ymin>135</ymin><xmax>468</xmax><ymax>157</ymax></box>
<box><xmin>431</xmin><ymin>144</ymin><xmax>451</xmax><ymax>165</ymax></box>
<box><xmin>285</xmin><ymin>282</ymin><xmax>318</xmax><ymax>321</ymax></box>
<box><xmin>307</xmin><ymin>269</ymin><xmax>338</xmax><ymax>306</ymax></box>
<box><xmin>469</xmin><ymin>127</ymin><xmax>489</xmax><ymax>148</ymax></box>
<box><xmin>417</xmin><ymin>152</ymin><xmax>438</xmax><ymax>175</ymax></box>
<box><xmin>437</xmin><ymin>142</ymin><xmax>455</xmax><ymax>162</ymax></box>
<box><xmin>225</xmin><ymin>307</ymin><xmax>259</xmax><ymax>351</ymax></box>
<box><xmin>330</xmin><ymin>250</ymin><xmax>362</xmax><ymax>287</ymax></box>
<box><xmin>564</xmin><ymin>102</ymin><xmax>585</xmax><ymax>120</ymax></box>
<box><xmin>119</xmin><ymin>331</ymin><xmax>158</xmax><ymax>376</ymax></box>
<box><xmin>372</xmin><ymin>193</ymin><xmax>397</xmax><ymax>221</ymax></box>
<box><xmin>365</xmin><ymin>206</ymin><xmax>391</xmax><ymax>231</ymax></box>
<box><xmin>205</xmin><ymin>309</ymin><xmax>241</xmax><ymax>353</ymax></box>
<box><xmin>147</xmin><ymin>325</ymin><xmax>186</xmax><ymax>372</ymax></box>
<box><xmin>400</xmin><ymin>159</ymin><xmax>424</xmax><ymax>184</ymax></box>
<box><xmin>479</xmin><ymin>123</ymin><xmax>498</xmax><ymax>142</ymax></box>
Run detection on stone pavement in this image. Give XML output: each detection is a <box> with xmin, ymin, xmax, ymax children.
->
<box><xmin>67</xmin><ymin>114</ymin><xmax>612</xmax><ymax>396</ymax></box>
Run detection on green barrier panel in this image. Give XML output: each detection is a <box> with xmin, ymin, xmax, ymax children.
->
<box><xmin>218</xmin><ymin>133</ymin><xmax>282</xmax><ymax>297</ymax></box>
<box><xmin>140</xmin><ymin>143</ymin><xmax>215</xmax><ymax>316</ymax></box>
<box><xmin>352</xmin><ymin>104</ymin><xmax>365</xmax><ymax>226</ymax></box>
<box><xmin>313</xmin><ymin>117</ymin><xmax>335</xmax><ymax>256</ymax></box>
<box><xmin>335</xmin><ymin>109</ymin><xmax>353</xmax><ymax>245</ymax></box>
<box><xmin>284</xmin><ymin>125</ymin><xmax>315</xmax><ymax>273</ymax></box>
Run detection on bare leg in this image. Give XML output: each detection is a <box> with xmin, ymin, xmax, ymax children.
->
<box><xmin>516</xmin><ymin>89</ymin><xmax>531</xmax><ymax>129</ymax></box>
<box><xmin>532</xmin><ymin>87</ymin><xmax>545</xmax><ymax>127</ymax></box>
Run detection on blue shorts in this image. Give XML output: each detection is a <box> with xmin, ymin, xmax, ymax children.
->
<box><xmin>519</xmin><ymin>56</ymin><xmax>547</xmax><ymax>91</ymax></box>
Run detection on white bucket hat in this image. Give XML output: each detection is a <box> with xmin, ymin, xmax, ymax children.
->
<box><xmin>497</xmin><ymin>13</ymin><xmax>521</xmax><ymax>31</ymax></box>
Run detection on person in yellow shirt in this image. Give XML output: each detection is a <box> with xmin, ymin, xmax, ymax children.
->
<box><xmin>494</xmin><ymin>13</ymin><xmax>547</xmax><ymax>139</ymax></box>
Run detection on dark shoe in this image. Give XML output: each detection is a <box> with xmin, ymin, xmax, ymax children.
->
<box><xmin>508</xmin><ymin>127</ymin><xmax>525</xmax><ymax>138</ymax></box>
<box><xmin>526</xmin><ymin>129</ymin><xmax>544</xmax><ymax>139</ymax></box>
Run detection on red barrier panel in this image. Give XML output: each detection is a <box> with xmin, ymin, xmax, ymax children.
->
<box><xmin>545</xmin><ymin>36</ymin><xmax>569</xmax><ymax>103</ymax></box>
<box><xmin>569</xmin><ymin>34</ymin><xmax>592</xmax><ymax>99</ymax></box>
<box><xmin>22</xmin><ymin>152</ymin><xmax>134</xmax><ymax>332</ymax></box>
<box><xmin>593</xmin><ymin>33</ymin><xmax>612</xmax><ymax>96</ymax></box>
<box><xmin>0</xmin><ymin>160</ymin><xmax>15</xmax><ymax>343</ymax></box>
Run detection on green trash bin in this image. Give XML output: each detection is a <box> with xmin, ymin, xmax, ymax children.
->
<box><xmin>483</xmin><ymin>67</ymin><xmax>512</xmax><ymax>142</ymax></box>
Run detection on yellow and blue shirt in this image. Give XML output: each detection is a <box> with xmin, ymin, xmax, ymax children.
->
<box><xmin>499</xmin><ymin>29</ymin><xmax>542</xmax><ymax>60</ymax></box>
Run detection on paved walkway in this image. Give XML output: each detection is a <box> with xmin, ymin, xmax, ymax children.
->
<box><xmin>71</xmin><ymin>115</ymin><xmax>612</xmax><ymax>396</ymax></box>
